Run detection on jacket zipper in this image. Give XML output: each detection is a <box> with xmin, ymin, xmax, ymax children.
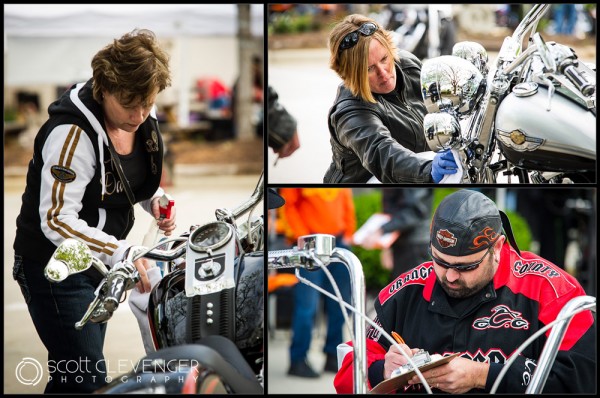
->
<box><xmin>396</xmin><ymin>92</ymin><xmax>425</xmax><ymax>138</ymax></box>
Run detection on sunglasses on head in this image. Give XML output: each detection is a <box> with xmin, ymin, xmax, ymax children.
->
<box><xmin>339</xmin><ymin>22</ymin><xmax>378</xmax><ymax>52</ymax></box>
<box><xmin>428</xmin><ymin>243</ymin><xmax>496</xmax><ymax>272</ymax></box>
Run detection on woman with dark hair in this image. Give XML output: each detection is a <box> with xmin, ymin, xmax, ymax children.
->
<box><xmin>13</xmin><ymin>29</ymin><xmax>175</xmax><ymax>393</ymax></box>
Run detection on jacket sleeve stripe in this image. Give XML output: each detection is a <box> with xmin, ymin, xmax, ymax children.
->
<box><xmin>44</xmin><ymin>125</ymin><xmax>118</xmax><ymax>256</ymax></box>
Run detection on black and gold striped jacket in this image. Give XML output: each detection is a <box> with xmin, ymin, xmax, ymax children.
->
<box><xmin>14</xmin><ymin>79</ymin><xmax>164</xmax><ymax>268</ymax></box>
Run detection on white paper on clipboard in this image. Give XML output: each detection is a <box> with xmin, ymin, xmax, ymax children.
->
<box><xmin>369</xmin><ymin>352</ymin><xmax>460</xmax><ymax>394</ymax></box>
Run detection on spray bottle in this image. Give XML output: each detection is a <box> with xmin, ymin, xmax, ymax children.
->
<box><xmin>142</xmin><ymin>193</ymin><xmax>175</xmax><ymax>249</ymax></box>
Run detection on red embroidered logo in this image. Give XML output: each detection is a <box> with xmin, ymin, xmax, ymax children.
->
<box><xmin>470</xmin><ymin>226</ymin><xmax>499</xmax><ymax>250</ymax></box>
<box><xmin>436</xmin><ymin>229</ymin><xmax>457</xmax><ymax>248</ymax></box>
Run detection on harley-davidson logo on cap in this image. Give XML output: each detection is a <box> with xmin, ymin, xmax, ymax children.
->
<box><xmin>436</xmin><ymin>229</ymin><xmax>457</xmax><ymax>248</ymax></box>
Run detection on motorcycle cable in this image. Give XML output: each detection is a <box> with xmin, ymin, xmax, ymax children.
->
<box><xmin>295</xmin><ymin>258</ymin><xmax>434</xmax><ymax>394</ymax></box>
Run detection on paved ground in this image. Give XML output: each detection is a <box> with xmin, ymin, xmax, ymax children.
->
<box><xmin>267</xmin><ymin>48</ymin><xmax>339</xmax><ymax>185</ymax></box>
<box><xmin>266</xmin><ymin>327</ymin><xmax>339</xmax><ymax>394</ymax></box>
<box><xmin>266</xmin><ymin>286</ymin><xmax>379</xmax><ymax>395</ymax></box>
<box><xmin>3</xmin><ymin>172</ymin><xmax>262</xmax><ymax>394</ymax></box>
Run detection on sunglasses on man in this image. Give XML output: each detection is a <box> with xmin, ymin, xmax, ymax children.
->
<box><xmin>339</xmin><ymin>22</ymin><xmax>378</xmax><ymax>52</ymax></box>
<box><xmin>428</xmin><ymin>243</ymin><xmax>496</xmax><ymax>272</ymax></box>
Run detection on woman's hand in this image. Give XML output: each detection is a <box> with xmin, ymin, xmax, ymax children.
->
<box><xmin>151</xmin><ymin>197</ymin><xmax>177</xmax><ymax>236</ymax></box>
<box><xmin>431</xmin><ymin>150</ymin><xmax>458</xmax><ymax>183</ymax></box>
<box><xmin>133</xmin><ymin>257</ymin><xmax>153</xmax><ymax>293</ymax></box>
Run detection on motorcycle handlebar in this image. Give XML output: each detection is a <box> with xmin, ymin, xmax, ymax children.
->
<box><xmin>563</xmin><ymin>64</ymin><xmax>596</xmax><ymax>97</ymax></box>
<box><xmin>217</xmin><ymin>172</ymin><xmax>264</xmax><ymax>223</ymax></box>
<box><xmin>512</xmin><ymin>4</ymin><xmax>550</xmax><ymax>45</ymax></box>
<box><xmin>268</xmin><ymin>236</ymin><xmax>368</xmax><ymax>394</ymax></box>
<box><xmin>103</xmin><ymin>272</ymin><xmax>127</xmax><ymax>312</ymax></box>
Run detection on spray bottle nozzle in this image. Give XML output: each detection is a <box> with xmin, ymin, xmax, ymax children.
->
<box><xmin>158</xmin><ymin>194</ymin><xmax>174</xmax><ymax>220</ymax></box>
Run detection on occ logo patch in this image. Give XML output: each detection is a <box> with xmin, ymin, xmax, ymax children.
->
<box><xmin>50</xmin><ymin>165</ymin><xmax>76</xmax><ymax>183</ymax></box>
<box><xmin>473</xmin><ymin>305</ymin><xmax>529</xmax><ymax>330</ymax></box>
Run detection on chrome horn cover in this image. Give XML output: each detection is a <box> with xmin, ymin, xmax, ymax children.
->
<box><xmin>423</xmin><ymin>112</ymin><xmax>462</xmax><ymax>151</ymax></box>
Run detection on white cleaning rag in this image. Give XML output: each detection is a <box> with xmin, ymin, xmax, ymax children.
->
<box><xmin>440</xmin><ymin>148</ymin><xmax>464</xmax><ymax>184</ymax></box>
<box><xmin>128</xmin><ymin>266</ymin><xmax>164</xmax><ymax>354</ymax></box>
<box><xmin>363</xmin><ymin>150</ymin><xmax>463</xmax><ymax>183</ymax></box>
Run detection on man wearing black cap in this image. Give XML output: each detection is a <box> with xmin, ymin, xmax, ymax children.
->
<box><xmin>334</xmin><ymin>189</ymin><xmax>596</xmax><ymax>394</ymax></box>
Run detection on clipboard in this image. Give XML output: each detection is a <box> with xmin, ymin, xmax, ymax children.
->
<box><xmin>369</xmin><ymin>352</ymin><xmax>460</xmax><ymax>394</ymax></box>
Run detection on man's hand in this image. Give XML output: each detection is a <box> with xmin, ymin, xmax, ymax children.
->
<box><xmin>360</xmin><ymin>229</ymin><xmax>383</xmax><ymax>250</ymax></box>
<box><xmin>383</xmin><ymin>343</ymin><xmax>421</xmax><ymax>379</ymax></box>
<box><xmin>407</xmin><ymin>356</ymin><xmax>489</xmax><ymax>393</ymax></box>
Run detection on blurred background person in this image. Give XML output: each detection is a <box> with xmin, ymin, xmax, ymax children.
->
<box><xmin>359</xmin><ymin>189</ymin><xmax>433</xmax><ymax>279</ymax></box>
<box><xmin>268</xmin><ymin>85</ymin><xmax>301</xmax><ymax>161</ymax></box>
<box><xmin>278</xmin><ymin>188</ymin><xmax>356</xmax><ymax>378</ymax></box>
<box><xmin>232</xmin><ymin>54</ymin><xmax>264</xmax><ymax>139</ymax></box>
<box><xmin>552</xmin><ymin>4</ymin><xmax>578</xmax><ymax>36</ymax></box>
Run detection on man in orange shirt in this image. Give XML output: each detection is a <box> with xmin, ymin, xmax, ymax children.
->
<box><xmin>278</xmin><ymin>188</ymin><xmax>357</xmax><ymax>378</ymax></box>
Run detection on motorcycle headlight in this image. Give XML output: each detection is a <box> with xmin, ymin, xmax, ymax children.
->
<box><xmin>452</xmin><ymin>41</ymin><xmax>489</xmax><ymax>76</ymax></box>
<box><xmin>421</xmin><ymin>55</ymin><xmax>485</xmax><ymax>118</ymax></box>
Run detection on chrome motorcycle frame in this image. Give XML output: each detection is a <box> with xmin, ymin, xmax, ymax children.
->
<box><xmin>421</xmin><ymin>4</ymin><xmax>596</xmax><ymax>183</ymax></box>
<box><xmin>268</xmin><ymin>234</ymin><xmax>368</xmax><ymax>394</ymax></box>
<box><xmin>43</xmin><ymin>172</ymin><xmax>266</xmax><ymax>392</ymax></box>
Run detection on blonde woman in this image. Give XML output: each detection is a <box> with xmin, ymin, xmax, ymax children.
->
<box><xmin>324</xmin><ymin>14</ymin><xmax>457</xmax><ymax>183</ymax></box>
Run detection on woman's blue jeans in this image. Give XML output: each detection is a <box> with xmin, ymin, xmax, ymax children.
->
<box><xmin>13</xmin><ymin>254</ymin><xmax>108</xmax><ymax>393</ymax></box>
<box><xmin>289</xmin><ymin>259</ymin><xmax>352</xmax><ymax>363</ymax></box>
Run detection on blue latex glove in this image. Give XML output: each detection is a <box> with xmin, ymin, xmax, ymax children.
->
<box><xmin>431</xmin><ymin>150</ymin><xmax>458</xmax><ymax>183</ymax></box>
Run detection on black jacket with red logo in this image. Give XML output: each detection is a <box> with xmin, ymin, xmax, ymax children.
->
<box><xmin>334</xmin><ymin>242</ymin><xmax>596</xmax><ymax>393</ymax></box>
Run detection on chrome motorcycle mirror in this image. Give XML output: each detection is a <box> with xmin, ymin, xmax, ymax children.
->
<box><xmin>44</xmin><ymin>238</ymin><xmax>93</xmax><ymax>282</ymax></box>
<box><xmin>423</xmin><ymin>112</ymin><xmax>462</xmax><ymax>152</ymax></box>
<box><xmin>452</xmin><ymin>41</ymin><xmax>489</xmax><ymax>76</ymax></box>
<box><xmin>297</xmin><ymin>234</ymin><xmax>336</xmax><ymax>268</ymax></box>
<box><xmin>421</xmin><ymin>55</ymin><xmax>485</xmax><ymax>118</ymax></box>
<box><xmin>532</xmin><ymin>33</ymin><xmax>556</xmax><ymax>73</ymax></box>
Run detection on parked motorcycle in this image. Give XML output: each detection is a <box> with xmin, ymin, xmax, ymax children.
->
<box><xmin>385</xmin><ymin>4</ymin><xmax>456</xmax><ymax>60</ymax></box>
<box><xmin>420</xmin><ymin>3</ymin><xmax>596</xmax><ymax>183</ymax></box>
<box><xmin>43</xmin><ymin>173</ymin><xmax>265</xmax><ymax>393</ymax></box>
<box><xmin>268</xmin><ymin>234</ymin><xmax>596</xmax><ymax>394</ymax></box>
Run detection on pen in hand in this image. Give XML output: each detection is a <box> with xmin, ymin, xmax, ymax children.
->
<box><xmin>392</xmin><ymin>331</ymin><xmax>406</xmax><ymax>345</ymax></box>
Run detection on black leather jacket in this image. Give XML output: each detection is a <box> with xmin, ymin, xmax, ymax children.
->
<box><xmin>267</xmin><ymin>85</ymin><xmax>297</xmax><ymax>151</ymax></box>
<box><xmin>324</xmin><ymin>51</ymin><xmax>433</xmax><ymax>183</ymax></box>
